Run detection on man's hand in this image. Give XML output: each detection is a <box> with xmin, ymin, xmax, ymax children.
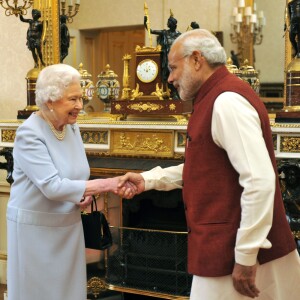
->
<box><xmin>118</xmin><ymin>172</ymin><xmax>145</xmax><ymax>198</ymax></box>
<box><xmin>232</xmin><ymin>263</ymin><xmax>260</xmax><ymax>298</ymax></box>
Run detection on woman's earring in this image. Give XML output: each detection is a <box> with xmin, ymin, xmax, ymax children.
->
<box><xmin>50</xmin><ymin>108</ymin><xmax>54</xmax><ymax>112</ymax></box>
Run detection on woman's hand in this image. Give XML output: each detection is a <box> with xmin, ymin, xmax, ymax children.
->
<box><xmin>84</xmin><ymin>176</ymin><xmax>138</xmax><ymax>198</ymax></box>
<box><xmin>78</xmin><ymin>195</ymin><xmax>93</xmax><ymax>210</ymax></box>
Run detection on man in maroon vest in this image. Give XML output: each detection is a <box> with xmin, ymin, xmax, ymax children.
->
<box><xmin>118</xmin><ymin>29</ymin><xmax>300</xmax><ymax>299</ymax></box>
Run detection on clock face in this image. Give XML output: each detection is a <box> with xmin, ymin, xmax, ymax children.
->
<box><xmin>136</xmin><ymin>59</ymin><xmax>158</xmax><ymax>83</ymax></box>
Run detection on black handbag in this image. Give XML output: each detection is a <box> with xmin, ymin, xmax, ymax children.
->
<box><xmin>81</xmin><ymin>196</ymin><xmax>113</xmax><ymax>250</ymax></box>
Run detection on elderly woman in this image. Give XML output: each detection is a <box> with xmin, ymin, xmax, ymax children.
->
<box><xmin>6</xmin><ymin>64</ymin><xmax>133</xmax><ymax>300</ymax></box>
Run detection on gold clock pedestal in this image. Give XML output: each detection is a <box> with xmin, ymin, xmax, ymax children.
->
<box><xmin>110</xmin><ymin>99</ymin><xmax>192</xmax><ymax>122</ymax></box>
<box><xmin>17</xmin><ymin>68</ymin><xmax>40</xmax><ymax>119</ymax></box>
<box><xmin>276</xmin><ymin>57</ymin><xmax>300</xmax><ymax>122</ymax></box>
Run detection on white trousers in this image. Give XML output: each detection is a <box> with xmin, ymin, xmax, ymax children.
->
<box><xmin>190</xmin><ymin>250</ymin><xmax>300</xmax><ymax>300</ymax></box>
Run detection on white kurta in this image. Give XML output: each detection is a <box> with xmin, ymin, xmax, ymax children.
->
<box><xmin>142</xmin><ymin>92</ymin><xmax>300</xmax><ymax>299</ymax></box>
<box><xmin>7</xmin><ymin>113</ymin><xmax>90</xmax><ymax>300</ymax></box>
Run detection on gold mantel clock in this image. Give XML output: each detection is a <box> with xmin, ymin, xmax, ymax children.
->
<box><xmin>111</xmin><ymin>44</ymin><xmax>190</xmax><ymax>117</ymax></box>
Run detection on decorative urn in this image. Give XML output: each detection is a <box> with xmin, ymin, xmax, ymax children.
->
<box><xmin>239</xmin><ymin>59</ymin><xmax>260</xmax><ymax>95</ymax></box>
<box><xmin>96</xmin><ymin>64</ymin><xmax>120</xmax><ymax>112</ymax></box>
<box><xmin>77</xmin><ymin>63</ymin><xmax>95</xmax><ymax>115</ymax></box>
<box><xmin>226</xmin><ymin>57</ymin><xmax>242</xmax><ymax>78</ymax></box>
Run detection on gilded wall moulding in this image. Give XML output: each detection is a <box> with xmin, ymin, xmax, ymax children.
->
<box><xmin>272</xmin><ymin>123</ymin><xmax>300</xmax><ymax>128</ymax></box>
<box><xmin>280</xmin><ymin>136</ymin><xmax>300</xmax><ymax>153</ymax></box>
<box><xmin>1</xmin><ymin>130</ymin><xmax>16</xmax><ymax>143</ymax></box>
<box><xmin>110</xmin><ymin>130</ymin><xmax>174</xmax><ymax>158</ymax></box>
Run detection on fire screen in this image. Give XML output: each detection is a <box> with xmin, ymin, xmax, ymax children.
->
<box><xmin>106</xmin><ymin>226</ymin><xmax>192</xmax><ymax>297</ymax></box>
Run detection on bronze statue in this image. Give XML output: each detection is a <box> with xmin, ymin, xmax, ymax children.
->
<box><xmin>230</xmin><ymin>50</ymin><xmax>240</xmax><ymax>68</ymax></box>
<box><xmin>287</xmin><ymin>0</ymin><xmax>300</xmax><ymax>57</ymax></box>
<box><xmin>190</xmin><ymin>21</ymin><xmax>200</xmax><ymax>29</ymax></box>
<box><xmin>187</xmin><ymin>21</ymin><xmax>200</xmax><ymax>31</ymax></box>
<box><xmin>279</xmin><ymin>163</ymin><xmax>300</xmax><ymax>254</ymax></box>
<box><xmin>144</xmin><ymin>12</ymin><xmax>181</xmax><ymax>99</ymax></box>
<box><xmin>60</xmin><ymin>15</ymin><xmax>70</xmax><ymax>62</ymax></box>
<box><xmin>0</xmin><ymin>148</ymin><xmax>13</xmax><ymax>185</ymax></box>
<box><xmin>20</xmin><ymin>9</ymin><xmax>46</xmax><ymax>68</ymax></box>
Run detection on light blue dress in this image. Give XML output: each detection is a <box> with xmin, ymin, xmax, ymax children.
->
<box><xmin>6</xmin><ymin>113</ymin><xmax>90</xmax><ymax>300</ymax></box>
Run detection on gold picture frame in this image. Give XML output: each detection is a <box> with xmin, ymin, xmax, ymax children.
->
<box><xmin>284</xmin><ymin>0</ymin><xmax>293</xmax><ymax>106</ymax></box>
<box><xmin>36</xmin><ymin>0</ymin><xmax>60</xmax><ymax>65</ymax></box>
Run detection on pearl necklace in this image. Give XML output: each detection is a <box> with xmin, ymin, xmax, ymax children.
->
<box><xmin>41</xmin><ymin>112</ymin><xmax>66</xmax><ymax>141</ymax></box>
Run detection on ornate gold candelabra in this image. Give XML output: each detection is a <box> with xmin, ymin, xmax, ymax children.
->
<box><xmin>230</xmin><ymin>0</ymin><xmax>266</xmax><ymax>66</ymax></box>
<box><xmin>60</xmin><ymin>0</ymin><xmax>80</xmax><ymax>23</ymax></box>
<box><xmin>0</xmin><ymin>0</ymin><xmax>34</xmax><ymax>16</ymax></box>
<box><xmin>121</xmin><ymin>54</ymin><xmax>132</xmax><ymax>100</ymax></box>
<box><xmin>144</xmin><ymin>2</ymin><xmax>153</xmax><ymax>47</ymax></box>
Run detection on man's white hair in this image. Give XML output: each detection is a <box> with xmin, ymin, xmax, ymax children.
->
<box><xmin>172</xmin><ymin>29</ymin><xmax>227</xmax><ymax>66</ymax></box>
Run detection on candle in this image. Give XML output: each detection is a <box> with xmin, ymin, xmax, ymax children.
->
<box><xmin>235</xmin><ymin>13</ymin><xmax>242</xmax><ymax>23</ymax></box>
<box><xmin>245</xmin><ymin>6</ymin><xmax>252</xmax><ymax>17</ymax></box>
<box><xmin>258</xmin><ymin>11</ymin><xmax>264</xmax><ymax>19</ymax></box>
<box><xmin>69</xmin><ymin>0</ymin><xmax>73</xmax><ymax>5</ymax></box>
<box><xmin>232</xmin><ymin>7</ymin><xmax>238</xmax><ymax>16</ymax></box>
<box><xmin>253</xmin><ymin>2</ymin><xmax>257</xmax><ymax>12</ymax></box>
<box><xmin>76</xmin><ymin>0</ymin><xmax>80</xmax><ymax>4</ymax></box>
<box><xmin>238</xmin><ymin>0</ymin><xmax>245</xmax><ymax>8</ymax></box>
<box><xmin>250</xmin><ymin>14</ymin><xmax>257</xmax><ymax>24</ymax></box>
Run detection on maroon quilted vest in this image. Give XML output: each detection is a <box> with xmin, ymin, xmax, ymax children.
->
<box><xmin>183</xmin><ymin>66</ymin><xmax>296</xmax><ymax>277</ymax></box>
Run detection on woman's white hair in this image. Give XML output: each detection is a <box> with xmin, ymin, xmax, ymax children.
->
<box><xmin>172</xmin><ymin>29</ymin><xmax>227</xmax><ymax>66</ymax></box>
<box><xmin>35</xmin><ymin>64</ymin><xmax>81</xmax><ymax>108</ymax></box>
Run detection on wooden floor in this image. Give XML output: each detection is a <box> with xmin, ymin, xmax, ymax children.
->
<box><xmin>0</xmin><ymin>284</ymin><xmax>6</xmax><ymax>300</ymax></box>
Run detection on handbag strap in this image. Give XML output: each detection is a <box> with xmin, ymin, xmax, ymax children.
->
<box><xmin>91</xmin><ymin>195</ymin><xmax>98</xmax><ymax>212</ymax></box>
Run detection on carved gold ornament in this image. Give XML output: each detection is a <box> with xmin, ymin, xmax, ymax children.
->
<box><xmin>2</xmin><ymin>130</ymin><xmax>16</xmax><ymax>143</ymax></box>
<box><xmin>110</xmin><ymin>130</ymin><xmax>173</xmax><ymax>158</ymax></box>
<box><xmin>128</xmin><ymin>102</ymin><xmax>164</xmax><ymax>112</ymax></box>
<box><xmin>114</xmin><ymin>104</ymin><xmax>122</xmax><ymax>111</ymax></box>
<box><xmin>87</xmin><ymin>276</ymin><xmax>107</xmax><ymax>298</ymax></box>
<box><xmin>280</xmin><ymin>136</ymin><xmax>300</xmax><ymax>153</ymax></box>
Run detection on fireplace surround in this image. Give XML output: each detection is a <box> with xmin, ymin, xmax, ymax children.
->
<box><xmin>106</xmin><ymin>189</ymin><xmax>192</xmax><ymax>299</ymax></box>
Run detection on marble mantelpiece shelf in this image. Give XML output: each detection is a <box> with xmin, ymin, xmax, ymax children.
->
<box><xmin>0</xmin><ymin>117</ymin><xmax>188</xmax><ymax>160</ymax></box>
<box><xmin>2</xmin><ymin>117</ymin><xmax>300</xmax><ymax>160</ymax></box>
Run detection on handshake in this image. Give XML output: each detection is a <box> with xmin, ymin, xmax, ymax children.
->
<box><xmin>115</xmin><ymin>172</ymin><xmax>145</xmax><ymax>198</ymax></box>
<box><xmin>79</xmin><ymin>172</ymin><xmax>145</xmax><ymax>209</ymax></box>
